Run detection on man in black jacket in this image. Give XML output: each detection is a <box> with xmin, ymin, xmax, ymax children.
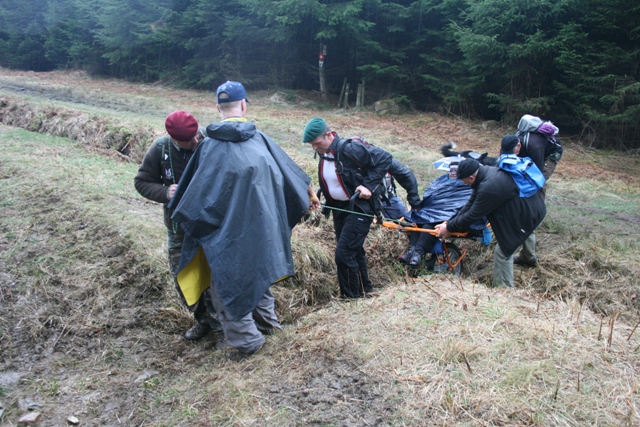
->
<box><xmin>502</xmin><ymin>133</ymin><xmax>555</xmax><ymax>267</ymax></box>
<box><xmin>303</xmin><ymin>117</ymin><xmax>393</xmax><ymax>299</ymax></box>
<box><xmin>435</xmin><ymin>159</ymin><xmax>546</xmax><ymax>287</ymax></box>
<box><xmin>134</xmin><ymin>110</ymin><xmax>219</xmax><ymax>341</ymax></box>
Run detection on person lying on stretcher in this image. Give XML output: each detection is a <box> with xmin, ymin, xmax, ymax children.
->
<box><xmin>398</xmin><ymin>161</ymin><xmax>490</xmax><ymax>269</ymax></box>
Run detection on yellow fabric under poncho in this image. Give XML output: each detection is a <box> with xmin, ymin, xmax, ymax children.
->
<box><xmin>176</xmin><ymin>246</ymin><xmax>210</xmax><ymax>306</ymax></box>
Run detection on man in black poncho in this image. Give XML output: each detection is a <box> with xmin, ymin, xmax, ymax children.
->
<box><xmin>169</xmin><ymin>82</ymin><xmax>317</xmax><ymax>359</ymax></box>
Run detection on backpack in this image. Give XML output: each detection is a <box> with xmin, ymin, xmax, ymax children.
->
<box><xmin>329</xmin><ymin>135</ymin><xmax>384</xmax><ymax>220</ymax></box>
<box><xmin>334</xmin><ymin>136</ymin><xmax>387</xmax><ymax>193</ymax></box>
<box><xmin>515</xmin><ymin>114</ymin><xmax>563</xmax><ymax>162</ymax></box>
<box><xmin>347</xmin><ymin>136</ymin><xmax>399</xmax><ymax>201</ymax></box>
<box><xmin>498</xmin><ymin>154</ymin><xmax>546</xmax><ymax>197</ymax></box>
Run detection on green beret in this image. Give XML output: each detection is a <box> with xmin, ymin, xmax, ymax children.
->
<box><xmin>302</xmin><ymin>117</ymin><xmax>327</xmax><ymax>143</ymax></box>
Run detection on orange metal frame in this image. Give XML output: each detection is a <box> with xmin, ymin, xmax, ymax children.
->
<box><xmin>379</xmin><ymin>220</ymin><xmax>468</xmax><ymax>272</ymax></box>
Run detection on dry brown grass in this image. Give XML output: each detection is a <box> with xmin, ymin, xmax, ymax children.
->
<box><xmin>282</xmin><ymin>281</ymin><xmax>640</xmax><ymax>426</ymax></box>
<box><xmin>0</xmin><ymin>96</ymin><xmax>159</xmax><ymax>163</ymax></box>
<box><xmin>1</xmin><ymin>68</ymin><xmax>640</xmax><ymax>426</ymax></box>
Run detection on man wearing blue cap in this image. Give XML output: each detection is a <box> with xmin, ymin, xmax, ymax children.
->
<box><xmin>302</xmin><ymin>117</ymin><xmax>393</xmax><ymax>299</ymax></box>
<box><xmin>169</xmin><ymin>82</ymin><xmax>317</xmax><ymax>360</ymax></box>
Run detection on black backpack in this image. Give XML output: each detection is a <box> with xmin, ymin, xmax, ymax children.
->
<box><xmin>335</xmin><ymin>136</ymin><xmax>397</xmax><ymax>199</ymax></box>
<box><xmin>329</xmin><ymin>136</ymin><xmax>383</xmax><ymax>220</ymax></box>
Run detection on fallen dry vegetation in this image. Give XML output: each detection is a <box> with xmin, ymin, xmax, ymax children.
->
<box><xmin>1</xmin><ymin>69</ymin><xmax>639</xmax><ymax>426</ymax></box>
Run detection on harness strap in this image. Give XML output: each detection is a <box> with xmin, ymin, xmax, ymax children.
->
<box><xmin>159</xmin><ymin>138</ymin><xmax>179</xmax><ymax>233</ymax></box>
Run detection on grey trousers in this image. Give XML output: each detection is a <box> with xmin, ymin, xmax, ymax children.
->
<box><xmin>493</xmin><ymin>243</ymin><xmax>514</xmax><ymax>288</ymax></box>
<box><xmin>209</xmin><ymin>283</ymin><xmax>282</xmax><ymax>354</ymax></box>
<box><xmin>518</xmin><ymin>232</ymin><xmax>537</xmax><ymax>263</ymax></box>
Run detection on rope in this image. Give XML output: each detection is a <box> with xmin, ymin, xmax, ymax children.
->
<box><xmin>319</xmin><ymin>203</ymin><xmax>377</xmax><ymax>219</ymax></box>
<box><xmin>318</xmin><ymin>203</ymin><xmax>411</xmax><ymax>226</ymax></box>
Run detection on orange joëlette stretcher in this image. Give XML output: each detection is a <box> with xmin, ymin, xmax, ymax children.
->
<box><xmin>378</xmin><ymin>219</ymin><xmax>468</xmax><ymax>272</ymax></box>
<box><xmin>339</xmin><ymin>191</ymin><xmax>470</xmax><ymax>273</ymax></box>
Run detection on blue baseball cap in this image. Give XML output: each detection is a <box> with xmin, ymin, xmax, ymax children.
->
<box><xmin>216</xmin><ymin>81</ymin><xmax>250</xmax><ymax>104</ymax></box>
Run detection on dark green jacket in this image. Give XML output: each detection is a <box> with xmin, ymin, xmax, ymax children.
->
<box><xmin>133</xmin><ymin>128</ymin><xmax>205</xmax><ymax>229</ymax></box>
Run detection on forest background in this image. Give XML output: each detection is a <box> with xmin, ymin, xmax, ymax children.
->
<box><xmin>0</xmin><ymin>0</ymin><xmax>639</xmax><ymax>149</ymax></box>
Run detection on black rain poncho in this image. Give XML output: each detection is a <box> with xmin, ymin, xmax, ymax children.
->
<box><xmin>168</xmin><ymin>121</ymin><xmax>311</xmax><ymax>320</ymax></box>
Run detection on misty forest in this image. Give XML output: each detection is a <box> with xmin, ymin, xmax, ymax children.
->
<box><xmin>0</xmin><ymin>0</ymin><xmax>638</xmax><ymax>148</ymax></box>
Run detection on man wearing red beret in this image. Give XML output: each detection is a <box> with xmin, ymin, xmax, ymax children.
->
<box><xmin>134</xmin><ymin>110</ymin><xmax>220</xmax><ymax>341</ymax></box>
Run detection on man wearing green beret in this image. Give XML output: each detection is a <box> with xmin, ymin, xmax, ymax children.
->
<box><xmin>303</xmin><ymin>117</ymin><xmax>393</xmax><ymax>299</ymax></box>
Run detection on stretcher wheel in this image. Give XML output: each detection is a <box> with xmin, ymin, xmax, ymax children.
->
<box><xmin>426</xmin><ymin>242</ymin><xmax>463</xmax><ymax>276</ymax></box>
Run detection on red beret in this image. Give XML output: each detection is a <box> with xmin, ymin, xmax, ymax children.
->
<box><xmin>165</xmin><ymin>110</ymin><xmax>198</xmax><ymax>142</ymax></box>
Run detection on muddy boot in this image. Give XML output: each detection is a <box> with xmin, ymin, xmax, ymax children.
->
<box><xmin>408</xmin><ymin>246</ymin><xmax>425</xmax><ymax>268</ymax></box>
<box><xmin>513</xmin><ymin>256</ymin><xmax>538</xmax><ymax>268</ymax></box>
<box><xmin>184</xmin><ymin>322</ymin><xmax>211</xmax><ymax>341</ymax></box>
<box><xmin>398</xmin><ymin>246</ymin><xmax>415</xmax><ymax>265</ymax></box>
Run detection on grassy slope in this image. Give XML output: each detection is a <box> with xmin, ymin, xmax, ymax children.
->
<box><xmin>1</xmin><ymin>69</ymin><xmax>640</xmax><ymax>426</ymax></box>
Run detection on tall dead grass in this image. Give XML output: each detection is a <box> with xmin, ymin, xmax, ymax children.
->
<box><xmin>0</xmin><ymin>97</ymin><xmax>158</xmax><ymax>163</ymax></box>
<box><xmin>251</xmin><ymin>279</ymin><xmax>640</xmax><ymax>426</ymax></box>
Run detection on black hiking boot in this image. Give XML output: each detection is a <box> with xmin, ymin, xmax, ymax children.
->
<box><xmin>513</xmin><ymin>256</ymin><xmax>538</xmax><ymax>268</ymax></box>
<box><xmin>408</xmin><ymin>247</ymin><xmax>425</xmax><ymax>267</ymax></box>
<box><xmin>398</xmin><ymin>246</ymin><xmax>415</xmax><ymax>265</ymax></box>
<box><xmin>184</xmin><ymin>322</ymin><xmax>211</xmax><ymax>341</ymax></box>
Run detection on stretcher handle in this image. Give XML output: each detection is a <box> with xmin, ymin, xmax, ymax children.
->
<box><xmin>348</xmin><ymin>190</ymin><xmax>361</xmax><ymax>212</ymax></box>
<box><xmin>380</xmin><ymin>221</ymin><xmax>468</xmax><ymax>237</ymax></box>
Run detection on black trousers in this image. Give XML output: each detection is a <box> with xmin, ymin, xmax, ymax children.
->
<box><xmin>408</xmin><ymin>222</ymin><xmax>439</xmax><ymax>253</ymax></box>
<box><xmin>333</xmin><ymin>209</ymin><xmax>373</xmax><ymax>298</ymax></box>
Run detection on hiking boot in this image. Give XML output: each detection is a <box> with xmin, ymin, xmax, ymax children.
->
<box><xmin>398</xmin><ymin>246</ymin><xmax>415</xmax><ymax>265</ymax></box>
<box><xmin>408</xmin><ymin>247</ymin><xmax>425</xmax><ymax>267</ymax></box>
<box><xmin>256</xmin><ymin>324</ymin><xmax>282</xmax><ymax>336</ymax></box>
<box><xmin>215</xmin><ymin>339</ymin><xmax>231</xmax><ymax>350</ymax></box>
<box><xmin>208</xmin><ymin>317</ymin><xmax>224</xmax><ymax>333</ymax></box>
<box><xmin>363</xmin><ymin>287</ymin><xmax>379</xmax><ymax>297</ymax></box>
<box><xmin>226</xmin><ymin>343</ymin><xmax>264</xmax><ymax>362</ymax></box>
<box><xmin>184</xmin><ymin>322</ymin><xmax>211</xmax><ymax>341</ymax></box>
<box><xmin>513</xmin><ymin>256</ymin><xmax>538</xmax><ymax>268</ymax></box>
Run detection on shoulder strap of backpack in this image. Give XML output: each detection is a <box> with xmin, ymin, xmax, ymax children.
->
<box><xmin>157</xmin><ymin>138</ymin><xmax>165</xmax><ymax>162</ymax></box>
<box><xmin>337</xmin><ymin>137</ymin><xmax>368</xmax><ymax>170</ymax></box>
<box><xmin>157</xmin><ymin>137</ymin><xmax>175</xmax><ymax>184</ymax></box>
<box><xmin>332</xmin><ymin>137</ymin><xmax>346</xmax><ymax>174</ymax></box>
